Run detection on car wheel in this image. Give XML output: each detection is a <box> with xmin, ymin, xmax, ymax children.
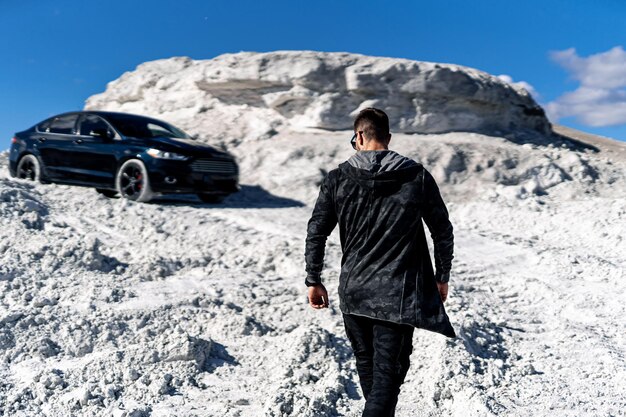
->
<box><xmin>16</xmin><ymin>154</ymin><xmax>42</xmax><ymax>182</ymax></box>
<box><xmin>197</xmin><ymin>193</ymin><xmax>225</xmax><ymax>204</ymax></box>
<box><xmin>96</xmin><ymin>188</ymin><xmax>118</xmax><ymax>198</ymax></box>
<box><xmin>116</xmin><ymin>160</ymin><xmax>153</xmax><ymax>203</ymax></box>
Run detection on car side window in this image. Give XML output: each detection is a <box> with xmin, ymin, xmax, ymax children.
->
<box><xmin>147</xmin><ymin>123</ymin><xmax>173</xmax><ymax>137</ymax></box>
<box><xmin>49</xmin><ymin>114</ymin><xmax>79</xmax><ymax>135</ymax></box>
<box><xmin>79</xmin><ymin>114</ymin><xmax>112</xmax><ymax>137</ymax></box>
<box><xmin>37</xmin><ymin>118</ymin><xmax>53</xmax><ymax>132</ymax></box>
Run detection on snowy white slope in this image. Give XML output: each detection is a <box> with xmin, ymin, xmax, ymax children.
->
<box><xmin>1</xmin><ymin>125</ymin><xmax>625</xmax><ymax>416</ymax></box>
<box><xmin>2</xmin><ymin>50</ymin><xmax>626</xmax><ymax>417</ymax></box>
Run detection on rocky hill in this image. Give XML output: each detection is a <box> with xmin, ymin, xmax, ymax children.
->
<box><xmin>83</xmin><ymin>51</ymin><xmax>625</xmax><ymax>206</ymax></box>
<box><xmin>1</xmin><ymin>52</ymin><xmax>625</xmax><ymax>416</ymax></box>
<box><xmin>85</xmin><ymin>51</ymin><xmax>551</xmax><ymax>141</ymax></box>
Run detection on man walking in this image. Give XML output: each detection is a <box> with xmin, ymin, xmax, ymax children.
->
<box><xmin>304</xmin><ymin>108</ymin><xmax>456</xmax><ymax>416</ymax></box>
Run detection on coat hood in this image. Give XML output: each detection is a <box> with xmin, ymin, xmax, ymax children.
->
<box><xmin>347</xmin><ymin>150</ymin><xmax>418</xmax><ymax>173</ymax></box>
<box><xmin>340</xmin><ymin>150</ymin><xmax>421</xmax><ymax>192</ymax></box>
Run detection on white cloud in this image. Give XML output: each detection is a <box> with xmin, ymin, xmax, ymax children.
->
<box><xmin>546</xmin><ymin>46</ymin><xmax>626</xmax><ymax>126</ymax></box>
<box><xmin>497</xmin><ymin>74</ymin><xmax>539</xmax><ymax>99</ymax></box>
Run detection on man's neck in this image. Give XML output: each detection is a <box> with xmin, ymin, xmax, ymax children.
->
<box><xmin>360</xmin><ymin>143</ymin><xmax>388</xmax><ymax>151</ymax></box>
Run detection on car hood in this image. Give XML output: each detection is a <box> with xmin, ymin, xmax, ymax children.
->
<box><xmin>144</xmin><ymin>136</ymin><xmax>232</xmax><ymax>157</ymax></box>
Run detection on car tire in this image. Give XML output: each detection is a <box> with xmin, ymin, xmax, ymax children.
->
<box><xmin>116</xmin><ymin>159</ymin><xmax>153</xmax><ymax>203</ymax></box>
<box><xmin>96</xmin><ymin>188</ymin><xmax>118</xmax><ymax>198</ymax></box>
<box><xmin>16</xmin><ymin>154</ymin><xmax>42</xmax><ymax>182</ymax></box>
<box><xmin>197</xmin><ymin>193</ymin><xmax>225</xmax><ymax>204</ymax></box>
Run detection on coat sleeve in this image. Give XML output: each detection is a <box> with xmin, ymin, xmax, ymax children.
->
<box><xmin>421</xmin><ymin>168</ymin><xmax>454</xmax><ymax>283</ymax></box>
<box><xmin>304</xmin><ymin>172</ymin><xmax>338</xmax><ymax>286</ymax></box>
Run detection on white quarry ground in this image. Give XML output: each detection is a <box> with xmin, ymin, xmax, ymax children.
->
<box><xmin>1</xmin><ymin>125</ymin><xmax>625</xmax><ymax>416</ymax></box>
<box><xmin>2</xmin><ymin>50</ymin><xmax>626</xmax><ymax>416</ymax></box>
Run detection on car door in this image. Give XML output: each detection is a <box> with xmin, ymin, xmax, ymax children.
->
<box><xmin>63</xmin><ymin>114</ymin><xmax>119</xmax><ymax>187</ymax></box>
<box><xmin>36</xmin><ymin>113</ymin><xmax>80</xmax><ymax>182</ymax></box>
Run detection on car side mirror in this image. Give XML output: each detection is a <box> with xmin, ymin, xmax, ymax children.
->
<box><xmin>90</xmin><ymin>128</ymin><xmax>114</xmax><ymax>140</ymax></box>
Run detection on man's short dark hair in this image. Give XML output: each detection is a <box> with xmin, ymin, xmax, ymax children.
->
<box><xmin>353</xmin><ymin>107</ymin><xmax>390</xmax><ymax>142</ymax></box>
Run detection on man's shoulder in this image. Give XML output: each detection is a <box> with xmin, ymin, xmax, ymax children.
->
<box><xmin>318</xmin><ymin>166</ymin><xmax>342</xmax><ymax>191</ymax></box>
<box><xmin>326</xmin><ymin>164</ymin><xmax>346</xmax><ymax>180</ymax></box>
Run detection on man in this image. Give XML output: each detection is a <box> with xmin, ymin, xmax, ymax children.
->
<box><xmin>304</xmin><ymin>108</ymin><xmax>456</xmax><ymax>417</ymax></box>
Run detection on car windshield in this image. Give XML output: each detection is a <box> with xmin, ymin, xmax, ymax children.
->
<box><xmin>105</xmin><ymin>114</ymin><xmax>191</xmax><ymax>139</ymax></box>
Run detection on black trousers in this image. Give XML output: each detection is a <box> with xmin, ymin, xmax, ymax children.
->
<box><xmin>342</xmin><ymin>313</ymin><xmax>415</xmax><ymax>417</ymax></box>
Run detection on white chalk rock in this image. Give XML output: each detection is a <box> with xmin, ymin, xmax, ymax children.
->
<box><xmin>85</xmin><ymin>51</ymin><xmax>551</xmax><ymax>143</ymax></box>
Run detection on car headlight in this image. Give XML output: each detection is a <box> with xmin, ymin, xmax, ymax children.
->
<box><xmin>146</xmin><ymin>148</ymin><xmax>189</xmax><ymax>160</ymax></box>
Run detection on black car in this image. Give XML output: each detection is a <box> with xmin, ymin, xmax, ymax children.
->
<box><xmin>8</xmin><ymin>111</ymin><xmax>239</xmax><ymax>203</ymax></box>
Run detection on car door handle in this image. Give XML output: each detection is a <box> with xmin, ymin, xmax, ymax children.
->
<box><xmin>38</xmin><ymin>137</ymin><xmax>47</xmax><ymax>143</ymax></box>
<box><xmin>73</xmin><ymin>139</ymin><xmax>83</xmax><ymax>144</ymax></box>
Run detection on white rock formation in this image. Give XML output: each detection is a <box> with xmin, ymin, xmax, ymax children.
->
<box><xmin>82</xmin><ymin>51</ymin><xmax>615</xmax><ymax>207</ymax></box>
<box><xmin>1</xmin><ymin>52</ymin><xmax>625</xmax><ymax>416</ymax></box>
<box><xmin>85</xmin><ymin>51</ymin><xmax>551</xmax><ymax>144</ymax></box>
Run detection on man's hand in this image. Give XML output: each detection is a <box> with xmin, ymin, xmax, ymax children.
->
<box><xmin>308</xmin><ymin>284</ymin><xmax>329</xmax><ymax>309</ymax></box>
<box><xmin>437</xmin><ymin>282</ymin><xmax>449</xmax><ymax>303</ymax></box>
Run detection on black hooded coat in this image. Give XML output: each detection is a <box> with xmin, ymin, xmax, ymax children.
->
<box><xmin>305</xmin><ymin>152</ymin><xmax>456</xmax><ymax>338</ymax></box>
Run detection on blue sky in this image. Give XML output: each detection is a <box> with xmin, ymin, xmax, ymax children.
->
<box><xmin>2</xmin><ymin>0</ymin><xmax>626</xmax><ymax>149</ymax></box>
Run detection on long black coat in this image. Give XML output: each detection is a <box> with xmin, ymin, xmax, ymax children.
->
<box><xmin>305</xmin><ymin>161</ymin><xmax>456</xmax><ymax>338</ymax></box>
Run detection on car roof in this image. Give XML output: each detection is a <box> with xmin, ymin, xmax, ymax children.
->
<box><xmin>45</xmin><ymin>110</ymin><xmax>166</xmax><ymax>123</ymax></box>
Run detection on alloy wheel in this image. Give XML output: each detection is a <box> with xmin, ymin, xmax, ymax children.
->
<box><xmin>120</xmin><ymin>165</ymin><xmax>145</xmax><ymax>198</ymax></box>
<box><xmin>17</xmin><ymin>156</ymin><xmax>39</xmax><ymax>181</ymax></box>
